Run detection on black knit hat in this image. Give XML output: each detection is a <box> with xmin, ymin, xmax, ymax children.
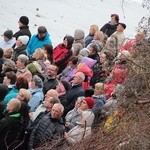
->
<box><xmin>118</xmin><ymin>23</ymin><xmax>126</xmax><ymax>29</ymax></box>
<box><xmin>3</xmin><ymin>30</ymin><xmax>13</xmax><ymax>39</ymax></box>
<box><xmin>19</xmin><ymin>16</ymin><xmax>29</xmax><ymax>26</ymax></box>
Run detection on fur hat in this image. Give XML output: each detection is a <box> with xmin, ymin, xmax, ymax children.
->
<box><xmin>18</xmin><ymin>35</ymin><xmax>29</xmax><ymax>45</ymax></box>
<box><xmin>84</xmin><ymin>97</ymin><xmax>95</xmax><ymax>109</ymax></box>
<box><xmin>19</xmin><ymin>16</ymin><xmax>29</xmax><ymax>26</ymax></box>
<box><xmin>32</xmin><ymin>75</ymin><xmax>43</xmax><ymax>88</ymax></box>
<box><xmin>3</xmin><ymin>30</ymin><xmax>13</xmax><ymax>39</ymax></box>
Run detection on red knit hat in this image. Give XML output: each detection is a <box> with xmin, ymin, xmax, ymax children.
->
<box><xmin>84</xmin><ymin>97</ymin><xmax>95</xmax><ymax>109</ymax></box>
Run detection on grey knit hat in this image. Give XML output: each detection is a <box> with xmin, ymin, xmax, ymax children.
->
<box><xmin>32</xmin><ymin>75</ymin><xmax>43</xmax><ymax>88</ymax></box>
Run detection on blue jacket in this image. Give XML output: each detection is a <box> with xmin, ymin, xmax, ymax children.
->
<box><xmin>27</xmin><ymin>33</ymin><xmax>52</xmax><ymax>56</ymax></box>
<box><xmin>3</xmin><ymin>87</ymin><xmax>19</xmax><ymax>109</ymax></box>
<box><xmin>28</xmin><ymin>88</ymin><xmax>44</xmax><ymax>112</ymax></box>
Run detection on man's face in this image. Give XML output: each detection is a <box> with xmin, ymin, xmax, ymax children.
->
<box><xmin>38</xmin><ymin>32</ymin><xmax>46</xmax><ymax>39</ymax></box>
<box><xmin>47</xmin><ymin>65</ymin><xmax>57</xmax><ymax>77</ymax></box>
<box><xmin>72</xmin><ymin>73</ymin><xmax>82</xmax><ymax>84</ymax></box>
<box><xmin>51</xmin><ymin>105</ymin><xmax>62</xmax><ymax>119</ymax></box>
<box><xmin>44</xmin><ymin>97</ymin><xmax>54</xmax><ymax>111</ymax></box>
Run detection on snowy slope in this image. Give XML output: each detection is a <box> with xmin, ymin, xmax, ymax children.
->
<box><xmin>0</xmin><ymin>0</ymin><xmax>149</xmax><ymax>46</ymax></box>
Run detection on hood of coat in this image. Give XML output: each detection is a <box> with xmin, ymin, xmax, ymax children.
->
<box><xmin>74</xmin><ymin>29</ymin><xmax>85</xmax><ymax>41</ymax></box>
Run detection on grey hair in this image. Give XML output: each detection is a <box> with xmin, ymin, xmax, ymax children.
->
<box><xmin>53</xmin><ymin>103</ymin><xmax>64</xmax><ymax>114</ymax></box>
<box><xmin>76</xmin><ymin>72</ymin><xmax>85</xmax><ymax>81</ymax></box>
<box><xmin>8</xmin><ymin>98</ymin><xmax>21</xmax><ymax>112</ymax></box>
<box><xmin>49</xmin><ymin>96</ymin><xmax>60</xmax><ymax>104</ymax></box>
<box><xmin>18</xmin><ymin>54</ymin><xmax>29</xmax><ymax>66</ymax></box>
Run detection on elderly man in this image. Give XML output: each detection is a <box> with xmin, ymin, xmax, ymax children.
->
<box><xmin>28</xmin><ymin>96</ymin><xmax>60</xmax><ymax>132</ymax></box>
<box><xmin>30</xmin><ymin>89</ymin><xmax>59</xmax><ymax>121</ymax></box>
<box><xmin>16</xmin><ymin>54</ymin><xmax>32</xmax><ymax>82</ymax></box>
<box><xmin>64</xmin><ymin>72</ymin><xmax>85</xmax><ymax>115</ymax></box>
<box><xmin>43</xmin><ymin>64</ymin><xmax>59</xmax><ymax>95</ymax></box>
<box><xmin>28</xmin><ymin>103</ymin><xmax>65</xmax><ymax>149</ymax></box>
<box><xmin>0</xmin><ymin>98</ymin><xmax>22</xmax><ymax>150</ymax></box>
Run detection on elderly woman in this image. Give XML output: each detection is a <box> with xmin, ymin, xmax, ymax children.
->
<box><xmin>65</xmin><ymin>96</ymin><xmax>85</xmax><ymax>131</ymax></box>
<box><xmin>65</xmin><ymin>109</ymin><xmax>95</xmax><ymax>145</ymax></box>
<box><xmin>28</xmin><ymin>75</ymin><xmax>44</xmax><ymax>112</ymax></box>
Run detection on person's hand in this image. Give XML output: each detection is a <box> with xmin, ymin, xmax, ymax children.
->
<box><xmin>64</xmin><ymin>132</ymin><xmax>68</xmax><ymax>139</ymax></box>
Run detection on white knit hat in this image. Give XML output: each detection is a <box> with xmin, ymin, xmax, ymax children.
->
<box><xmin>18</xmin><ymin>35</ymin><xmax>29</xmax><ymax>45</ymax></box>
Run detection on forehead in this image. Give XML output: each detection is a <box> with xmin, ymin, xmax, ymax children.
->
<box><xmin>49</xmin><ymin>65</ymin><xmax>56</xmax><ymax>70</ymax></box>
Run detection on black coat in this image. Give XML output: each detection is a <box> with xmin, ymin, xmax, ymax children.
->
<box><xmin>100</xmin><ymin>23</ymin><xmax>118</xmax><ymax>37</ymax></box>
<box><xmin>65</xmin><ymin>84</ymin><xmax>84</xmax><ymax>115</ymax></box>
<box><xmin>13</xmin><ymin>26</ymin><xmax>31</xmax><ymax>40</ymax></box>
<box><xmin>28</xmin><ymin>113</ymin><xmax>65</xmax><ymax>149</ymax></box>
<box><xmin>0</xmin><ymin>112</ymin><xmax>23</xmax><ymax>150</ymax></box>
<box><xmin>12</xmin><ymin>45</ymin><xmax>27</xmax><ymax>62</ymax></box>
<box><xmin>43</xmin><ymin>77</ymin><xmax>58</xmax><ymax>95</ymax></box>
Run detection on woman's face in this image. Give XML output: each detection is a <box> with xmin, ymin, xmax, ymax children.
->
<box><xmin>75</xmin><ymin>99</ymin><xmax>82</xmax><ymax>109</ymax></box>
<box><xmin>32</xmin><ymin>51</ymin><xmax>39</xmax><ymax>59</ymax></box>
<box><xmin>80</xmin><ymin>100</ymin><xmax>89</xmax><ymax>110</ymax></box>
<box><xmin>30</xmin><ymin>79</ymin><xmax>36</xmax><ymax>89</ymax></box>
<box><xmin>63</xmin><ymin>38</ymin><xmax>68</xmax><ymax>47</ymax></box>
<box><xmin>100</xmin><ymin>53</ymin><xmax>107</xmax><ymax>64</ymax></box>
<box><xmin>111</xmin><ymin>16</ymin><xmax>117</xmax><ymax>24</ymax></box>
<box><xmin>17</xmin><ymin>92</ymin><xmax>24</xmax><ymax>101</ymax></box>
<box><xmin>16</xmin><ymin>40</ymin><xmax>23</xmax><ymax>47</ymax></box>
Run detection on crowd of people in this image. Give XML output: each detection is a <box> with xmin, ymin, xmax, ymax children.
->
<box><xmin>0</xmin><ymin>14</ymin><xmax>146</xmax><ymax>150</ymax></box>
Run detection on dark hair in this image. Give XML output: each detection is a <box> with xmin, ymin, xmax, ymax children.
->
<box><xmin>111</xmin><ymin>14</ymin><xmax>119</xmax><ymax>23</ymax></box>
<box><xmin>38</xmin><ymin>26</ymin><xmax>47</xmax><ymax>34</ymax></box>
<box><xmin>103</xmin><ymin>51</ymin><xmax>114</xmax><ymax>61</ymax></box>
<box><xmin>60</xmin><ymin>80</ymin><xmax>70</xmax><ymax>91</ymax></box>
<box><xmin>15</xmin><ymin>77</ymin><xmax>28</xmax><ymax>90</ymax></box>
<box><xmin>43</xmin><ymin>44</ymin><xmax>53</xmax><ymax>63</ymax></box>
<box><xmin>0</xmin><ymin>48</ymin><xmax>4</xmax><ymax>58</ymax></box>
<box><xmin>19</xmin><ymin>101</ymin><xmax>30</xmax><ymax>125</ymax></box>
<box><xmin>5</xmin><ymin>71</ymin><xmax>17</xmax><ymax>85</ymax></box>
<box><xmin>89</xmin><ymin>43</ymin><xmax>99</xmax><ymax>53</ymax></box>
<box><xmin>84</xmin><ymin>89</ymin><xmax>94</xmax><ymax>97</ymax></box>
<box><xmin>70</xmin><ymin>56</ymin><xmax>78</xmax><ymax>65</ymax></box>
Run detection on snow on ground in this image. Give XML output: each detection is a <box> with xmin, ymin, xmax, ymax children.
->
<box><xmin>0</xmin><ymin>0</ymin><xmax>149</xmax><ymax>46</ymax></box>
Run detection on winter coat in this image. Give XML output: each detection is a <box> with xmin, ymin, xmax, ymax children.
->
<box><xmin>0</xmin><ymin>112</ymin><xmax>23</xmax><ymax>150</ymax></box>
<box><xmin>43</xmin><ymin>76</ymin><xmax>58</xmax><ymax>95</ymax></box>
<box><xmin>66</xmin><ymin>110</ymin><xmax>94</xmax><ymax>144</ymax></box>
<box><xmin>28</xmin><ymin>113</ymin><xmax>65</xmax><ymax>149</ymax></box>
<box><xmin>84</xmin><ymin>34</ymin><xmax>94</xmax><ymax>47</ymax></box>
<box><xmin>28</xmin><ymin>88</ymin><xmax>44</xmax><ymax>112</ymax></box>
<box><xmin>27</xmin><ymin>33</ymin><xmax>52</xmax><ymax>56</ymax></box>
<box><xmin>92</xmin><ymin>94</ymin><xmax>106</xmax><ymax>115</ymax></box>
<box><xmin>113</xmin><ymin>31</ymin><xmax>125</xmax><ymax>47</ymax></box>
<box><xmin>0</xmin><ymin>37</ymin><xmax>16</xmax><ymax>49</ymax></box>
<box><xmin>72</xmin><ymin>29</ymin><xmax>85</xmax><ymax>55</ymax></box>
<box><xmin>65</xmin><ymin>108</ymin><xmax>81</xmax><ymax>130</ymax></box>
<box><xmin>3</xmin><ymin>86</ymin><xmax>19</xmax><ymax>109</ymax></box>
<box><xmin>30</xmin><ymin>103</ymin><xmax>46</xmax><ymax>121</ymax></box>
<box><xmin>76</xmin><ymin>63</ymin><xmax>93</xmax><ymax>90</ymax></box>
<box><xmin>100</xmin><ymin>22</ymin><xmax>118</xmax><ymax>37</ymax></box>
<box><xmin>53</xmin><ymin>44</ymin><xmax>73</xmax><ymax>74</ymax></box>
<box><xmin>13</xmin><ymin>26</ymin><xmax>31</xmax><ymax>40</ymax></box>
<box><xmin>16</xmin><ymin>67</ymin><xmax>32</xmax><ymax>82</ymax></box>
<box><xmin>12</xmin><ymin>45</ymin><xmax>27</xmax><ymax>62</ymax></box>
<box><xmin>59</xmin><ymin>66</ymin><xmax>77</xmax><ymax>82</ymax></box>
<box><xmin>65</xmin><ymin>84</ymin><xmax>84</xmax><ymax>115</ymax></box>
<box><xmin>0</xmin><ymin>58</ymin><xmax>4</xmax><ymax>73</ymax></box>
